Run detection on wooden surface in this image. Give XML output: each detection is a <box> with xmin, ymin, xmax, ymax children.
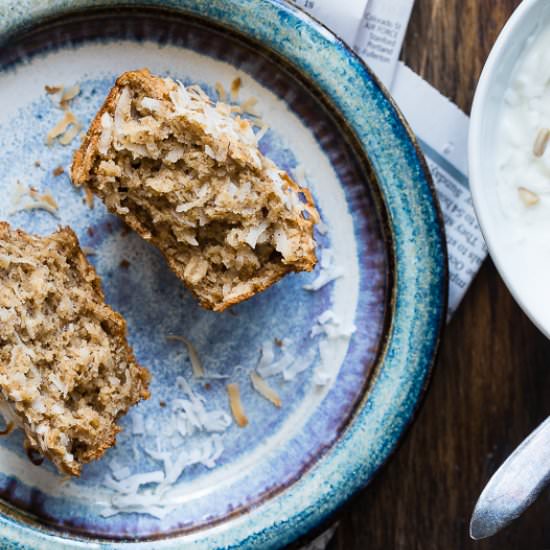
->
<box><xmin>328</xmin><ymin>1</ymin><xmax>550</xmax><ymax>548</ymax></box>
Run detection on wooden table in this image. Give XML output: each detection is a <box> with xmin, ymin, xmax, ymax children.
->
<box><xmin>328</xmin><ymin>1</ymin><xmax>550</xmax><ymax>548</ymax></box>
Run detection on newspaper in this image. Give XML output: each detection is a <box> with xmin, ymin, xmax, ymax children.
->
<box><xmin>354</xmin><ymin>0</ymin><xmax>416</xmax><ymax>88</ymax></box>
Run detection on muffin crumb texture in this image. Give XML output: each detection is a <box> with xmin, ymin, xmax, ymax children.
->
<box><xmin>0</xmin><ymin>223</ymin><xmax>150</xmax><ymax>475</ymax></box>
<box><xmin>72</xmin><ymin>69</ymin><xmax>318</xmax><ymax>311</ymax></box>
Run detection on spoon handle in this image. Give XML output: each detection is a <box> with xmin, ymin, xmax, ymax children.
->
<box><xmin>470</xmin><ymin>416</ymin><xmax>550</xmax><ymax>539</ymax></box>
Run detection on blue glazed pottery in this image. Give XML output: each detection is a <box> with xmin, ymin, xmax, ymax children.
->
<box><xmin>0</xmin><ymin>1</ymin><xmax>447</xmax><ymax>548</ymax></box>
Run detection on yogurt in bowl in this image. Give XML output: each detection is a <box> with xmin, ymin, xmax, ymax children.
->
<box><xmin>470</xmin><ymin>0</ymin><xmax>550</xmax><ymax>337</ymax></box>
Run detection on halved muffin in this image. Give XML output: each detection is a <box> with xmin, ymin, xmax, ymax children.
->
<box><xmin>0</xmin><ymin>222</ymin><xmax>150</xmax><ymax>475</ymax></box>
<box><xmin>72</xmin><ymin>69</ymin><xmax>318</xmax><ymax>311</ymax></box>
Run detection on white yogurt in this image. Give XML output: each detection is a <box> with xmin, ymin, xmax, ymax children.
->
<box><xmin>495</xmin><ymin>23</ymin><xmax>550</xmax><ymax>331</ymax></box>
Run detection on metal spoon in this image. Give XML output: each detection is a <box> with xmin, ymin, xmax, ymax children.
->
<box><xmin>470</xmin><ymin>416</ymin><xmax>550</xmax><ymax>539</ymax></box>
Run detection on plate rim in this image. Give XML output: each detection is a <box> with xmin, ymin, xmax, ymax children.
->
<box><xmin>0</xmin><ymin>0</ymin><xmax>448</xmax><ymax>548</ymax></box>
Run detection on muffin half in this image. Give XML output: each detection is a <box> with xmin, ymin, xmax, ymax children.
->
<box><xmin>72</xmin><ymin>69</ymin><xmax>318</xmax><ymax>311</ymax></box>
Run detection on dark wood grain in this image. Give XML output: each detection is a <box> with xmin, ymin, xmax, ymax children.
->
<box><xmin>329</xmin><ymin>1</ymin><xmax>550</xmax><ymax>548</ymax></box>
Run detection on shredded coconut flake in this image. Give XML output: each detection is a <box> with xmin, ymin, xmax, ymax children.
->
<box><xmin>164</xmin><ymin>145</ymin><xmax>185</xmax><ymax>163</ymax></box>
<box><xmin>167</xmin><ymin>335</ymin><xmax>205</xmax><ymax>378</ymax></box>
<box><xmin>84</xmin><ymin>188</ymin><xmax>95</xmax><ymax>209</ymax></box>
<box><xmin>100</xmin><ymin>502</ymin><xmax>172</xmax><ymax>520</ymax></box>
<box><xmin>59</xmin><ymin>122</ymin><xmax>82</xmax><ymax>145</ymax></box>
<box><xmin>244</xmin><ymin>221</ymin><xmax>269</xmax><ymax>249</ymax></box>
<box><xmin>60</xmin><ymin>84</ymin><xmax>80</xmax><ymax>107</ymax></box>
<box><xmin>51</xmin><ymin>403</ymin><xmax>64</xmax><ymax>415</ymax></box>
<box><xmin>40</xmin><ymin>193</ymin><xmax>58</xmax><ymax>210</ymax></box>
<box><xmin>104</xmin><ymin>470</ymin><xmax>165</xmax><ymax>494</ymax></box>
<box><xmin>110</xmin><ymin>464</ymin><xmax>132</xmax><ymax>481</ymax></box>
<box><xmin>316</xmin><ymin>220</ymin><xmax>329</xmax><ymax>235</ymax></box>
<box><xmin>215</xmin><ymin>81</ymin><xmax>227</xmax><ymax>102</ymax></box>
<box><xmin>303</xmin><ymin>249</ymin><xmax>344</xmax><ymax>291</ymax></box>
<box><xmin>257</xmin><ymin>347</ymin><xmax>294</xmax><ymax>378</ymax></box>
<box><xmin>31</xmin><ymin>399</ymin><xmax>46</xmax><ymax>414</ymax></box>
<box><xmin>98</xmin><ymin>113</ymin><xmax>114</xmax><ymax>155</ymax></box>
<box><xmin>310</xmin><ymin>310</ymin><xmax>356</xmax><ymax>339</ymax></box>
<box><xmin>11</xmin><ymin>184</ymin><xmax>59</xmax><ymax>218</ymax></box>
<box><xmin>314</xmin><ymin>340</ymin><xmax>335</xmax><ymax>386</ymax></box>
<box><xmin>140</xmin><ymin>97</ymin><xmax>162</xmax><ymax>112</ymax></box>
<box><xmin>46</xmin><ymin>111</ymin><xmax>77</xmax><ymax>146</ymax></box>
<box><xmin>14</xmin><ymin>202</ymin><xmax>59</xmax><ymax>217</ymax></box>
<box><xmin>518</xmin><ymin>186</ymin><xmax>540</xmax><ymax>207</ymax></box>
<box><xmin>48</xmin><ymin>373</ymin><xmax>68</xmax><ymax>396</ymax></box>
<box><xmin>167</xmin><ymin>336</ymin><xmax>230</xmax><ymax>379</ymax></box>
<box><xmin>204</xmin><ymin>144</ymin><xmax>216</xmax><ymax>159</ymax></box>
<box><xmin>227</xmin><ymin>383</ymin><xmax>248</xmax><ymax>427</ymax></box>
<box><xmin>230</xmin><ymin>76</ymin><xmax>242</xmax><ymax>102</ymax></box>
<box><xmin>257</xmin><ymin>340</ymin><xmax>275</xmax><ymax>373</ymax></box>
<box><xmin>0</xmin><ymin>400</ymin><xmax>22</xmax><ymax>430</ymax></box>
<box><xmin>250</xmin><ymin>372</ymin><xmax>281</xmax><ymax>408</ymax></box>
<box><xmin>283</xmin><ymin>346</ymin><xmax>317</xmax><ymax>381</ymax></box>
<box><xmin>102</xmin><ymin>433</ymin><xmax>227</xmax><ymax>518</ymax></box>
<box><xmin>314</xmin><ymin>370</ymin><xmax>332</xmax><ymax>386</ymax></box>
<box><xmin>45</xmin><ymin>85</ymin><xmax>62</xmax><ymax>95</ymax></box>
<box><xmin>255</xmin><ymin>124</ymin><xmax>269</xmax><ymax>143</ymax></box>
<box><xmin>240</xmin><ymin>97</ymin><xmax>258</xmax><ymax>114</ymax></box>
<box><xmin>174</xmin><ymin>376</ymin><xmax>232</xmax><ymax>434</ymax></box>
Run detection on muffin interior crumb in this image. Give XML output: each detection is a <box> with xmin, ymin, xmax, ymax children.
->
<box><xmin>0</xmin><ymin>223</ymin><xmax>149</xmax><ymax>475</ymax></box>
<box><xmin>72</xmin><ymin>70</ymin><xmax>318</xmax><ymax>311</ymax></box>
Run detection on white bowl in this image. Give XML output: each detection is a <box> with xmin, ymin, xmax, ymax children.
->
<box><xmin>470</xmin><ymin>0</ymin><xmax>550</xmax><ymax>338</ymax></box>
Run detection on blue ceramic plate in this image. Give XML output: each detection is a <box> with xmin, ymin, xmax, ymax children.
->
<box><xmin>0</xmin><ymin>1</ymin><xmax>447</xmax><ymax>548</ymax></box>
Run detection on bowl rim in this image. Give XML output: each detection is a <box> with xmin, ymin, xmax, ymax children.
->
<box><xmin>0</xmin><ymin>0</ymin><xmax>448</xmax><ymax>548</ymax></box>
<box><xmin>469</xmin><ymin>0</ymin><xmax>550</xmax><ymax>337</ymax></box>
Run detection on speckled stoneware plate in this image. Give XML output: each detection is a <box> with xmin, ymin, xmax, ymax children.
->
<box><xmin>0</xmin><ymin>1</ymin><xmax>447</xmax><ymax>548</ymax></box>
